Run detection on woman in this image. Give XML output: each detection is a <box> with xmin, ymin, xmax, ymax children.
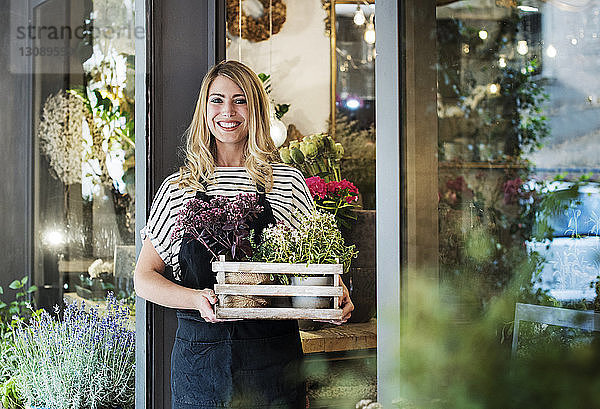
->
<box><xmin>134</xmin><ymin>60</ymin><xmax>354</xmax><ymax>409</ymax></box>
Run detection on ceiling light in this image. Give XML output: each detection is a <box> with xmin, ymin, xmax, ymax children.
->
<box><xmin>346</xmin><ymin>98</ymin><xmax>360</xmax><ymax>110</ymax></box>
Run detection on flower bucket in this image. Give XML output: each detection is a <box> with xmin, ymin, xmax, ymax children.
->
<box><xmin>290</xmin><ymin>276</ymin><xmax>333</xmax><ymax>309</ymax></box>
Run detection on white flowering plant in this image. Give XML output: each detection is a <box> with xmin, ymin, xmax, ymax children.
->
<box><xmin>251</xmin><ymin>210</ymin><xmax>357</xmax><ymax>284</ymax></box>
<box><xmin>87</xmin><ymin>259</ymin><xmax>114</xmax><ymax>279</ymax></box>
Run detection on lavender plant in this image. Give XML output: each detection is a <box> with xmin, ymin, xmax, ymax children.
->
<box><xmin>252</xmin><ymin>210</ymin><xmax>357</xmax><ymax>284</ymax></box>
<box><xmin>171</xmin><ymin>193</ymin><xmax>263</xmax><ymax>261</ymax></box>
<box><xmin>11</xmin><ymin>293</ymin><xmax>135</xmax><ymax>409</ymax></box>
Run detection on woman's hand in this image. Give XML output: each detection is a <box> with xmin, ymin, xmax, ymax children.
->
<box><xmin>316</xmin><ymin>280</ymin><xmax>354</xmax><ymax>325</ymax></box>
<box><xmin>193</xmin><ymin>289</ymin><xmax>221</xmax><ymax>323</ymax></box>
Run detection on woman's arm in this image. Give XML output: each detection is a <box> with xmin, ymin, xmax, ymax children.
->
<box><xmin>134</xmin><ymin>237</ymin><xmax>221</xmax><ymax>322</ymax></box>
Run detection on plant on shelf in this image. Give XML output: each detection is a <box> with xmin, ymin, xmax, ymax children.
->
<box><xmin>251</xmin><ymin>210</ymin><xmax>357</xmax><ymax>284</ymax></box>
<box><xmin>305</xmin><ymin>176</ymin><xmax>360</xmax><ymax>230</ymax></box>
<box><xmin>329</xmin><ymin>111</ymin><xmax>376</xmax><ymax>210</ymax></box>
<box><xmin>76</xmin><ymin>259</ymin><xmax>116</xmax><ymax>301</ymax></box>
<box><xmin>435</xmin><ymin>9</ymin><xmax>553</xmax><ymax>311</ymax></box>
<box><xmin>11</xmin><ymin>293</ymin><xmax>135</xmax><ymax>409</ymax></box>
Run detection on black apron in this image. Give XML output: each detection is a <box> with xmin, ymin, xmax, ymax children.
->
<box><xmin>171</xmin><ymin>185</ymin><xmax>306</xmax><ymax>409</ymax></box>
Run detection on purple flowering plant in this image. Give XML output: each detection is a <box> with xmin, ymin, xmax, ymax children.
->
<box><xmin>171</xmin><ymin>193</ymin><xmax>263</xmax><ymax>261</ymax></box>
<box><xmin>12</xmin><ymin>292</ymin><xmax>135</xmax><ymax>409</ymax></box>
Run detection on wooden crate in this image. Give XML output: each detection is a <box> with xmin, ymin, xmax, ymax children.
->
<box><xmin>212</xmin><ymin>255</ymin><xmax>344</xmax><ymax>320</ymax></box>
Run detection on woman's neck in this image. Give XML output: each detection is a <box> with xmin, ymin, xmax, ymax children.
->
<box><xmin>215</xmin><ymin>143</ymin><xmax>244</xmax><ymax>167</ymax></box>
<box><xmin>215</xmin><ymin>157</ymin><xmax>244</xmax><ymax>167</ymax></box>
<box><xmin>215</xmin><ymin>147</ymin><xmax>244</xmax><ymax>167</ymax></box>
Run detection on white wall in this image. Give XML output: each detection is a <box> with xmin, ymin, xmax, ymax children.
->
<box><xmin>227</xmin><ymin>0</ymin><xmax>331</xmax><ymax>135</ymax></box>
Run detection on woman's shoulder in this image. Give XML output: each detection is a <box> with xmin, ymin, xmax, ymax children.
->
<box><xmin>271</xmin><ymin>163</ymin><xmax>304</xmax><ymax>180</ymax></box>
<box><xmin>155</xmin><ymin>171</ymin><xmax>195</xmax><ymax>198</ymax></box>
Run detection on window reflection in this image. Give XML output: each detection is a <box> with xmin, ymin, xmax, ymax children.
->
<box><xmin>32</xmin><ymin>0</ymin><xmax>136</xmax><ymax>309</ymax></box>
<box><xmin>437</xmin><ymin>1</ymin><xmax>600</xmax><ymax>307</ymax></box>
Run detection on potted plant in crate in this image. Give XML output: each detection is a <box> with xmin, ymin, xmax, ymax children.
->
<box><xmin>207</xmin><ymin>209</ymin><xmax>356</xmax><ymax>320</ymax></box>
<box><xmin>250</xmin><ymin>210</ymin><xmax>357</xmax><ymax>311</ymax></box>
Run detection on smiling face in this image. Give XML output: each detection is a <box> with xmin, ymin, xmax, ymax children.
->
<box><xmin>206</xmin><ymin>75</ymin><xmax>250</xmax><ymax>156</ymax></box>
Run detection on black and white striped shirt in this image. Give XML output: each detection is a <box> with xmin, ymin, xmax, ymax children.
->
<box><xmin>140</xmin><ymin>164</ymin><xmax>315</xmax><ymax>281</ymax></box>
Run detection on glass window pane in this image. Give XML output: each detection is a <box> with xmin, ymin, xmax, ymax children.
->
<box><xmin>405</xmin><ymin>1</ymin><xmax>600</xmax><ymax>407</ymax></box>
<box><xmin>29</xmin><ymin>0</ymin><xmax>136</xmax><ymax>310</ymax></box>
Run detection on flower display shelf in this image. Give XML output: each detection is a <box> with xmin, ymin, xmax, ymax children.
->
<box><xmin>212</xmin><ymin>255</ymin><xmax>344</xmax><ymax>320</ymax></box>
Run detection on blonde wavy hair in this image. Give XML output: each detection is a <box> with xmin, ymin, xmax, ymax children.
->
<box><xmin>172</xmin><ymin>60</ymin><xmax>279</xmax><ymax>191</ymax></box>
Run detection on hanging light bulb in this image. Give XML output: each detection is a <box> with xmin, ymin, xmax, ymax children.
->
<box><xmin>353</xmin><ymin>5</ymin><xmax>366</xmax><ymax>25</ymax></box>
<box><xmin>364</xmin><ymin>14</ymin><xmax>375</xmax><ymax>45</ymax></box>
<box><xmin>517</xmin><ymin>40</ymin><xmax>529</xmax><ymax>55</ymax></box>
<box><xmin>264</xmin><ymin>0</ymin><xmax>286</xmax><ymax>148</ymax></box>
<box><xmin>269</xmin><ymin>101</ymin><xmax>287</xmax><ymax>148</ymax></box>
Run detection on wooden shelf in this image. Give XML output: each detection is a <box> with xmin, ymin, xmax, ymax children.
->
<box><xmin>300</xmin><ymin>319</ymin><xmax>377</xmax><ymax>354</ymax></box>
<box><xmin>439</xmin><ymin>161</ymin><xmax>526</xmax><ymax>169</ymax></box>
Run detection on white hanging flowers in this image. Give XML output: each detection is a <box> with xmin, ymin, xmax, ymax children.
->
<box><xmin>38</xmin><ymin>90</ymin><xmax>89</xmax><ymax>185</ymax></box>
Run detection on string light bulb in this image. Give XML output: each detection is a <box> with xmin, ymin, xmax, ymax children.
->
<box><xmin>546</xmin><ymin>44</ymin><xmax>557</xmax><ymax>58</ymax></box>
<box><xmin>353</xmin><ymin>5</ymin><xmax>366</xmax><ymax>26</ymax></box>
<box><xmin>364</xmin><ymin>14</ymin><xmax>375</xmax><ymax>45</ymax></box>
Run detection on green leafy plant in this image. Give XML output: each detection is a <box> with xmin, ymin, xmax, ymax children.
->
<box><xmin>0</xmin><ymin>277</ymin><xmax>38</xmax><ymax>336</ymax></box>
<box><xmin>0</xmin><ymin>376</ymin><xmax>24</xmax><ymax>409</ymax></box>
<box><xmin>257</xmin><ymin>73</ymin><xmax>290</xmax><ymax>119</ymax></box>
<box><xmin>0</xmin><ymin>277</ymin><xmax>38</xmax><ymax>409</ymax></box>
<box><xmin>252</xmin><ymin>210</ymin><xmax>357</xmax><ymax>284</ymax></box>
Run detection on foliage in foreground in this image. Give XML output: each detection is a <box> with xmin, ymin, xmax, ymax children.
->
<box><xmin>384</xmin><ymin>272</ymin><xmax>600</xmax><ymax>409</ymax></box>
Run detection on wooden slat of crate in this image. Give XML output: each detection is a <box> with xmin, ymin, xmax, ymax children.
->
<box><xmin>216</xmin><ymin>307</ymin><xmax>343</xmax><ymax>320</ymax></box>
<box><xmin>214</xmin><ymin>284</ymin><xmax>343</xmax><ymax>297</ymax></box>
<box><xmin>212</xmin><ymin>261</ymin><xmax>343</xmax><ymax>275</ymax></box>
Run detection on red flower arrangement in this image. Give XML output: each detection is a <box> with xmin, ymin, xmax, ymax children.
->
<box><xmin>306</xmin><ymin>176</ymin><xmax>360</xmax><ymax>229</ymax></box>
